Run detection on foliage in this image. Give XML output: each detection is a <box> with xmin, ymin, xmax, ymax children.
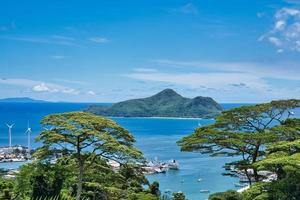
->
<box><xmin>210</xmin><ymin>117</ymin><xmax>300</xmax><ymax>200</ymax></box>
<box><xmin>13</xmin><ymin>158</ymin><xmax>75</xmax><ymax>200</ymax></box>
<box><xmin>149</xmin><ymin>181</ymin><xmax>160</xmax><ymax>197</ymax></box>
<box><xmin>87</xmin><ymin>89</ymin><xmax>222</xmax><ymax>118</ymax></box>
<box><xmin>172</xmin><ymin>192</ymin><xmax>186</xmax><ymax>200</ymax></box>
<box><xmin>0</xmin><ymin>177</ymin><xmax>14</xmax><ymax>200</ymax></box>
<box><xmin>178</xmin><ymin>99</ymin><xmax>300</xmax><ymax>184</ymax></box>
<box><xmin>34</xmin><ymin>111</ymin><xmax>143</xmax><ymax>200</ymax></box>
<box><xmin>209</xmin><ymin>190</ymin><xmax>242</xmax><ymax>200</ymax></box>
<box><xmin>255</xmin><ymin>138</ymin><xmax>300</xmax><ymax>178</ymax></box>
<box><xmin>128</xmin><ymin>192</ymin><xmax>159</xmax><ymax>200</ymax></box>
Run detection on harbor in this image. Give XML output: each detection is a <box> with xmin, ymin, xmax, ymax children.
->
<box><xmin>142</xmin><ymin>159</ymin><xmax>180</xmax><ymax>174</ymax></box>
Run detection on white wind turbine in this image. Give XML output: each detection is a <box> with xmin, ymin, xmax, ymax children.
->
<box><xmin>25</xmin><ymin>121</ymin><xmax>32</xmax><ymax>154</ymax></box>
<box><xmin>6</xmin><ymin>123</ymin><xmax>14</xmax><ymax>148</ymax></box>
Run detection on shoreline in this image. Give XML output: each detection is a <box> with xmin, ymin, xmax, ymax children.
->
<box><xmin>109</xmin><ymin>116</ymin><xmax>214</xmax><ymax>120</ymax></box>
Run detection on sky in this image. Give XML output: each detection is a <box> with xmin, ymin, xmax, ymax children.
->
<box><xmin>0</xmin><ymin>0</ymin><xmax>300</xmax><ymax>103</ymax></box>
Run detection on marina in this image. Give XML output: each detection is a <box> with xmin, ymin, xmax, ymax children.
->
<box><xmin>142</xmin><ymin>159</ymin><xmax>180</xmax><ymax>174</ymax></box>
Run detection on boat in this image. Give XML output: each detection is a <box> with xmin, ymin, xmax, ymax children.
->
<box><xmin>197</xmin><ymin>178</ymin><xmax>202</xmax><ymax>182</ymax></box>
<box><xmin>168</xmin><ymin>159</ymin><xmax>179</xmax><ymax>170</ymax></box>
<box><xmin>200</xmin><ymin>189</ymin><xmax>210</xmax><ymax>193</ymax></box>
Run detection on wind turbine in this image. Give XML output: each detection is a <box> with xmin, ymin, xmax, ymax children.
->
<box><xmin>6</xmin><ymin>123</ymin><xmax>14</xmax><ymax>148</ymax></box>
<box><xmin>25</xmin><ymin>121</ymin><xmax>32</xmax><ymax>154</ymax></box>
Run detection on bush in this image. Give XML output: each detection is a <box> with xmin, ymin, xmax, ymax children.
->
<box><xmin>209</xmin><ymin>190</ymin><xmax>242</xmax><ymax>200</ymax></box>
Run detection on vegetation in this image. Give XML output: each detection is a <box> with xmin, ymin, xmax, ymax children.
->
<box><xmin>35</xmin><ymin>112</ymin><xmax>143</xmax><ymax>200</ymax></box>
<box><xmin>209</xmin><ymin>190</ymin><xmax>242</xmax><ymax>200</ymax></box>
<box><xmin>177</xmin><ymin>100</ymin><xmax>300</xmax><ymax>200</ymax></box>
<box><xmin>178</xmin><ymin>99</ymin><xmax>300</xmax><ymax>184</ymax></box>
<box><xmin>87</xmin><ymin>89</ymin><xmax>222</xmax><ymax>118</ymax></box>
<box><xmin>1</xmin><ymin>100</ymin><xmax>299</xmax><ymax>200</ymax></box>
<box><xmin>0</xmin><ymin>111</ymin><xmax>188</xmax><ymax>200</ymax></box>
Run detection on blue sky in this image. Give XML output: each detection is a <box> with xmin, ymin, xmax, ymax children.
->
<box><xmin>0</xmin><ymin>0</ymin><xmax>300</xmax><ymax>103</ymax></box>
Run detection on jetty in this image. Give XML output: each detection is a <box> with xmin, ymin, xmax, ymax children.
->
<box><xmin>142</xmin><ymin>159</ymin><xmax>179</xmax><ymax>175</ymax></box>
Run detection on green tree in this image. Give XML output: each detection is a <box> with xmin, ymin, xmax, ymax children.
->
<box><xmin>149</xmin><ymin>181</ymin><xmax>160</xmax><ymax>196</ymax></box>
<box><xmin>177</xmin><ymin>100</ymin><xmax>300</xmax><ymax>184</ymax></box>
<box><xmin>172</xmin><ymin>192</ymin><xmax>186</xmax><ymax>200</ymax></box>
<box><xmin>35</xmin><ymin>112</ymin><xmax>143</xmax><ymax>200</ymax></box>
<box><xmin>0</xmin><ymin>177</ymin><xmax>14</xmax><ymax>200</ymax></box>
<box><xmin>209</xmin><ymin>190</ymin><xmax>242</xmax><ymax>200</ymax></box>
<box><xmin>208</xmin><ymin>118</ymin><xmax>300</xmax><ymax>200</ymax></box>
<box><xmin>14</xmin><ymin>157</ymin><xmax>75</xmax><ymax>199</ymax></box>
<box><xmin>246</xmin><ymin>133</ymin><xmax>300</xmax><ymax>200</ymax></box>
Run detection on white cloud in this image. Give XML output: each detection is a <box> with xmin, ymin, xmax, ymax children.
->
<box><xmin>123</xmin><ymin>59</ymin><xmax>300</xmax><ymax>102</ymax></box>
<box><xmin>275</xmin><ymin>20</ymin><xmax>286</xmax><ymax>31</ymax></box>
<box><xmin>33</xmin><ymin>83</ymin><xmax>56</xmax><ymax>92</ymax></box>
<box><xmin>61</xmin><ymin>88</ymin><xmax>80</xmax><ymax>95</ymax></box>
<box><xmin>0</xmin><ymin>78</ymin><xmax>80</xmax><ymax>95</ymax></box>
<box><xmin>87</xmin><ymin>90</ymin><xmax>96</xmax><ymax>95</ymax></box>
<box><xmin>89</xmin><ymin>37</ymin><xmax>109</xmax><ymax>43</ymax></box>
<box><xmin>124</xmin><ymin>72</ymin><xmax>268</xmax><ymax>92</ymax></box>
<box><xmin>268</xmin><ymin>37</ymin><xmax>282</xmax><ymax>46</ymax></box>
<box><xmin>260</xmin><ymin>7</ymin><xmax>300</xmax><ymax>52</ymax></box>
<box><xmin>151</xmin><ymin>59</ymin><xmax>300</xmax><ymax>81</ymax></box>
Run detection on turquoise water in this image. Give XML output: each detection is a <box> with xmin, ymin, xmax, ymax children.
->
<box><xmin>115</xmin><ymin>117</ymin><xmax>239</xmax><ymax>200</ymax></box>
<box><xmin>0</xmin><ymin>102</ymin><xmax>249</xmax><ymax>200</ymax></box>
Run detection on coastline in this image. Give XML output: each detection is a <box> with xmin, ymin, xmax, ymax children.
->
<box><xmin>109</xmin><ymin>116</ymin><xmax>214</xmax><ymax>120</ymax></box>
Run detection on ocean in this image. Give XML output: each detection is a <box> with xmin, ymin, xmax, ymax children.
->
<box><xmin>0</xmin><ymin>102</ymin><xmax>261</xmax><ymax>200</ymax></box>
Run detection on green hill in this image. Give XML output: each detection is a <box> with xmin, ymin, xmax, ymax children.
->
<box><xmin>86</xmin><ymin>89</ymin><xmax>222</xmax><ymax>118</ymax></box>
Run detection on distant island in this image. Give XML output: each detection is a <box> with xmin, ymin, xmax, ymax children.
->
<box><xmin>86</xmin><ymin>89</ymin><xmax>223</xmax><ymax>118</ymax></box>
<box><xmin>0</xmin><ymin>97</ymin><xmax>48</xmax><ymax>103</ymax></box>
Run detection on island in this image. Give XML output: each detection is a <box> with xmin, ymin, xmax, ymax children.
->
<box><xmin>0</xmin><ymin>97</ymin><xmax>48</xmax><ymax>103</ymax></box>
<box><xmin>86</xmin><ymin>89</ymin><xmax>223</xmax><ymax>118</ymax></box>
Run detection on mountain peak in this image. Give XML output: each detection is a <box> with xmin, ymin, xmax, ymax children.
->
<box><xmin>153</xmin><ymin>89</ymin><xmax>182</xmax><ymax>98</ymax></box>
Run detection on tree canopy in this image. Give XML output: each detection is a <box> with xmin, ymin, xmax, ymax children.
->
<box><xmin>35</xmin><ymin>111</ymin><xmax>143</xmax><ymax>200</ymax></box>
<box><xmin>178</xmin><ymin>99</ymin><xmax>300</xmax><ymax>184</ymax></box>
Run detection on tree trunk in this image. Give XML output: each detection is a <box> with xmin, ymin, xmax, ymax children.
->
<box><xmin>76</xmin><ymin>136</ymin><xmax>83</xmax><ymax>200</ymax></box>
<box><xmin>76</xmin><ymin>160</ymin><xmax>83</xmax><ymax>200</ymax></box>
<box><xmin>244</xmin><ymin>169</ymin><xmax>252</xmax><ymax>186</ymax></box>
<box><xmin>252</xmin><ymin>143</ymin><xmax>261</xmax><ymax>182</ymax></box>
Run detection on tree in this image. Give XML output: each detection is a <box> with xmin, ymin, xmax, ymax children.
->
<box><xmin>149</xmin><ymin>181</ymin><xmax>160</xmax><ymax>196</ymax></box>
<box><xmin>245</xmin><ymin>132</ymin><xmax>300</xmax><ymax>200</ymax></box>
<box><xmin>209</xmin><ymin>190</ymin><xmax>242</xmax><ymax>200</ymax></box>
<box><xmin>14</xmin><ymin>156</ymin><xmax>76</xmax><ymax>199</ymax></box>
<box><xmin>177</xmin><ymin>99</ymin><xmax>300</xmax><ymax>184</ymax></box>
<box><xmin>0</xmin><ymin>177</ymin><xmax>14</xmax><ymax>200</ymax></box>
<box><xmin>172</xmin><ymin>192</ymin><xmax>186</xmax><ymax>200</ymax></box>
<box><xmin>35</xmin><ymin>112</ymin><xmax>143</xmax><ymax>200</ymax></box>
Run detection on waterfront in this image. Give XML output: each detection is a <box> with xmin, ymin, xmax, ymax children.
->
<box><xmin>0</xmin><ymin>102</ymin><xmax>253</xmax><ymax>199</ymax></box>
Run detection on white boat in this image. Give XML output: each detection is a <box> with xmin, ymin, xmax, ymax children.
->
<box><xmin>200</xmin><ymin>189</ymin><xmax>210</xmax><ymax>193</ymax></box>
<box><xmin>168</xmin><ymin>159</ymin><xmax>179</xmax><ymax>170</ymax></box>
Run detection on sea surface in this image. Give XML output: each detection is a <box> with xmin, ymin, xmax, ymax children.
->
<box><xmin>0</xmin><ymin>102</ymin><xmax>295</xmax><ymax>200</ymax></box>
